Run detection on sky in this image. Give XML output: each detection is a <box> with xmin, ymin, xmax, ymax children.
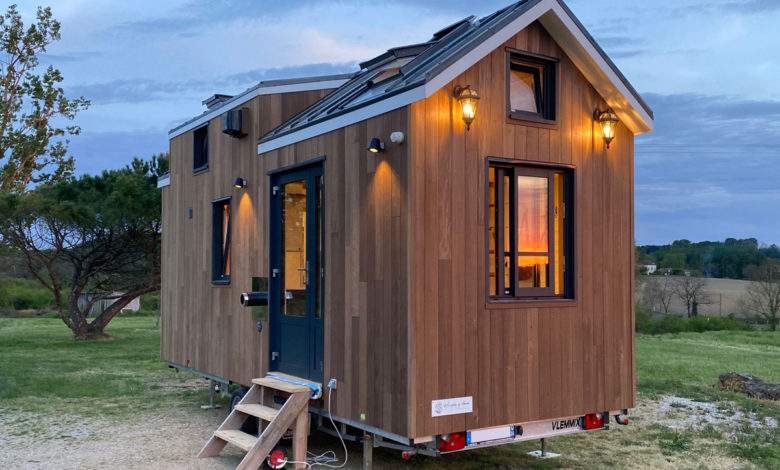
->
<box><xmin>13</xmin><ymin>0</ymin><xmax>780</xmax><ymax>246</ymax></box>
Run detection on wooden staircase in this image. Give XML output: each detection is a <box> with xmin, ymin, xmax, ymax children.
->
<box><xmin>198</xmin><ymin>376</ymin><xmax>314</xmax><ymax>470</ymax></box>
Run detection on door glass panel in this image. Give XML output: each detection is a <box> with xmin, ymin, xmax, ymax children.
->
<box><xmin>282</xmin><ymin>180</ymin><xmax>307</xmax><ymax>317</ymax></box>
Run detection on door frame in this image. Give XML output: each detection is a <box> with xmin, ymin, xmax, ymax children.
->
<box><xmin>268</xmin><ymin>159</ymin><xmax>325</xmax><ymax>382</ymax></box>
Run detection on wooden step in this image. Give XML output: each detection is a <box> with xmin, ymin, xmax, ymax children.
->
<box><xmin>235</xmin><ymin>403</ymin><xmax>279</xmax><ymax>422</ymax></box>
<box><xmin>214</xmin><ymin>429</ymin><xmax>258</xmax><ymax>452</ymax></box>
<box><xmin>252</xmin><ymin>376</ymin><xmax>311</xmax><ymax>394</ymax></box>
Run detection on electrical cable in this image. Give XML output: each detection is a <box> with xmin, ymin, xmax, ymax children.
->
<box><xmin>278</xmin><ymin>386</ymin><xmax>349</xmax><ymax>469</ymax></box>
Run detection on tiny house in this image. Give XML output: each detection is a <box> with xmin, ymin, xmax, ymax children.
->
<box><xmin>160</xmin><ymin>0</ymin><xmax>652</xmax><ymax>465</ymax></box>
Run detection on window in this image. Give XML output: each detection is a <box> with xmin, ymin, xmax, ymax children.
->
<box><xmin>212</xmin><ymin>197</ymin><xmax>231</xmax><ymax>284</ymax></box>
<box><xmin>488</xmin><ymin>162</ymin><xmax>573</xmax><ymax>300</ymax></box>
<box><xmin>193</xmin><ymin>125</ymin><xmax>209</xmax><ymax>172</ymax></box>
<box><xmin>507</xmin><ymin>51</ymin><xmax>557</xmax><ymax>121</ymax></box>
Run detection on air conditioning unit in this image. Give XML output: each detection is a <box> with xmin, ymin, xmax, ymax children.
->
<box><xmin>221</xmin><ymin>108</ymin><xmax>246</xmax><ymax>138</ymax></box>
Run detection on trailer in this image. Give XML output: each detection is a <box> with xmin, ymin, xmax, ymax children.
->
<box><xmin>159</xmin><ymin>0</ymin><xmax>652</xmax><ymax>467</ymax></box>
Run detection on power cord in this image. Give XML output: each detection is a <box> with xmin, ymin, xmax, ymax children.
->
<box><xmin>280</xmin><ymin>386</ymin><xmax>349</xmax><ymax>469</ymax></box>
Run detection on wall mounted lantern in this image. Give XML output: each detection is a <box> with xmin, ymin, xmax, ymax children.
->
<box><xmin>454</xmin><ymin>85</ymin><xmax>480</xmax><ymax>131</ymax></box>
<box><xmin>367</xmin><ymin>137</ymin><xmax>385</xmax><ymax>154</ymax></box>
<box><xmin>233</xmin><ymin>177</ymin><xmax>248</xmax><ymax>189</ymax></box>
<box><xmin>596</xmin><ymin>108</ymin><xmax>619</xmax><ymax>149</ymax></box>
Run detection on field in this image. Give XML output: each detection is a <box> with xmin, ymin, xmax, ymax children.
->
<box><xmin>1</xmin><ymin>316</ymin><xmax>778</xmax><ymax>469</ymax></box>
<box><xmin>639</xmin><ymin>275</ymin><xmax>755</xmax><ymax>318</ymax></box>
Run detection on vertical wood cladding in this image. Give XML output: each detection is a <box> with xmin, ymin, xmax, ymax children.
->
<box><xmin>261</xmin><ymin>107</ymin><xmax>411</xmax><ymax>436</ymax></box>
<box><xmin>162</xmin><ymin>19</ymin><xmax>637</xmax><ymax>440</ymax></box>
<box><xmin>161</xmin><ymin>89</ymin><xmax>332</xmax><ymax>387</ymax></box>
<box><xmin>407</xmin><ymin>21</ymin><xmax>635</xmax><ymax>437</ymax></box>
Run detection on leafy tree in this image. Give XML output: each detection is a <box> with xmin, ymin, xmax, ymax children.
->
<box><xmin>741</xmin><ymin>260</ymin><xmax>780</xmax><ymax>331</ymax></box>
<box><xmin>1</xmin><ymin>4</ymin><xmax>89</xmax><ymax>193</ymax></box>
<box><xmin>639</xmin><ymin>238</ymin><xmax>776</xmax><ymax>280</ymax></box>
<box><xmin>0</xmin><ymin>157</ymin><xmax>163</xmax><ymax>338</ymax></box>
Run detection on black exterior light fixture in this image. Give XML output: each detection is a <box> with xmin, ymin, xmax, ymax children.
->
<box><xmin>367</xmin><ymin>137</ymin><xmax>385</xmax><ymax>154</ymax></box>
<box><xmin>233</xmin><ymin>177</ymin><xmax>248</xmax><ymax>189</ymax></box>
<box><xmin>596</xmin><ymin>108</ymin><xmax>619</xmax><ymax>149</ymax></box>
<box><xmin>454</xmin><ymin>85</ymin><xmax>480</xmax><ymax>130</ymax></box>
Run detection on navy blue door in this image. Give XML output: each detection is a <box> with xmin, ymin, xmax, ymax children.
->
<box><xmin>269</xmin><ymin>164</ymin><xmax>324</xmax><ymax>382</ymax></box>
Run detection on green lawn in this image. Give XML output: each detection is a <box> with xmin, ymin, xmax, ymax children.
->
<box><xmin>1</xmin><ymin>316</ymin><xmax>778</xmax><ymax>468</ymax></box>
<box><xmin>0</xmin><ymin>316</ymin><xmax>204</xmax><ymax>417</ymax></box>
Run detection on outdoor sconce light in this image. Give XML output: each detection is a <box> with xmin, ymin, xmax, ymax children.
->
<box><xmin>454</xmin><ymin>85</ymin><xmax>480</xmax><ymax>130</ymax></box>
<box><xmin>597</xmin><ymin>108</ymin><xmax>619</xmax><ymax>149</ymax></box>
<box><xmin>233</xmin><ymin>177</ymin><xmax>248</xmax><ymax>189</ymax></box>
<box><xmin>367</xmin><ymin>137</ymin><xmax>385</xmax><ymax>154</ymax></box>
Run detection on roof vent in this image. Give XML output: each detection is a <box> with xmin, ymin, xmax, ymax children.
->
<box><xmin>202</xmin><ymin>94</ymin><xmax>233</xmax><ymax>110</ymax></box>
<box><xmin>431</xmin><ymin>16</ymin><xmax>475</xmax><ymax>41</ymax></box>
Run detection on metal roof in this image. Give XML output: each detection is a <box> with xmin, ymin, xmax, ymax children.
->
<box><xmin>168</xmin><ymin>73</ymin><xmax>355</xmax><ymax>138</ymax></box>
<box><xmin>259</xmin><ymin>0</ymin><xmax>653</xmax><ymax>150</ymax></box>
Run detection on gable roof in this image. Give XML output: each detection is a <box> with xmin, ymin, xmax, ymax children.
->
<box><xmin>168</xmin><ymin>74</ymin><xmax>354</xmax><ymax>139</ymax></box>
<box><xmin>258</xmin><ymin>0</ymin><xmax>653</xmax><ymax>154</ymax></box>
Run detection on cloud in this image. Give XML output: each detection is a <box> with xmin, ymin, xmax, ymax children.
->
<box><xmin>635</xmin><ymin>93</ymin><xmax>780</xmax><ymax>244</ymax></box>
<box><xmin>66</xmin><ymin>62</ymin><xmax>357</xmax><ymax>105</ymax></box>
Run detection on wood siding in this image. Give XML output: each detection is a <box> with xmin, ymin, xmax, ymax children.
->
<box><xmin>261</xmin><ymin>108</ymin><xmax>410</xmax><ymax>437</ymax></box>
<box><xmin>161</xmin><ymin>89</ymin><xmax>333</xmax><ymax>386</ymax></box>
<box><xmin>406</xmin><ymin>22</ymin><xmax>635</xmax><ymax>437</ymax></box>
<box><xmin>162</xmin><ymin>19</ymin><xmax>638</xmax><ymax>441</ymax></box>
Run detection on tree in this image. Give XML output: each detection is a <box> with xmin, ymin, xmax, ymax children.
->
<box><xmin>0</xmin><ymin>156</ymin><xmax>164</xmax><ymax>338</ymax></box>
<box><xmin>741</xmin><ymin>260</ymin><xmax>780</xmax><ymax>331</ymax></box>
<box><xmin>671</xmin><ymin>274</ymin><xmax>710</xmax><ymax>318</ymax></box>
<box><xmin>643</xmin><ymin>275</ymin><xmax>674</xmax><ymax>314</ymax></box>
<box><xmin>1</xmin><ymin>4</ymin><xmax>89</xmax><ymax>193</ymax></box>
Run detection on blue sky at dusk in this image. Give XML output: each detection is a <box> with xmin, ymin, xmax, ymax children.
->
<box><xmin>15</xmin><ymin>0</ymin><xmax>780</xmax><ymax>245</ymax></box>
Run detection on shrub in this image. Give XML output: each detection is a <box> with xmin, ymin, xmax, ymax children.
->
<box><xmin>140</xmin><ymin>293</ymin><xmax>159</xmax><ymax>311</ymax></box>
<box><xmin>686</xmin><ymin>315</ymin><xmax>750</xmax><ymax>333</ymax></box>
<box><xmin>636</xmin><ymin>312</ymin><xmax>751</xmax><ymax>335</ymax></box>
<box><xmin>0</xmin><ymin>276</ymin><xmax>55</xmax><ymax>310</ymax></box>
<box><xmin>635</xmin><ymin>303</ymin><xmax>653</xmax><ymax>333</ymax></box>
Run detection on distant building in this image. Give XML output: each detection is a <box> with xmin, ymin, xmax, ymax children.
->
<box><xmin>641</xmin><ymin>264</ymin><xmax>657</xmax><ymax>275</ymax></box>
<box><xmin>77</xmin><ymin>292</ymin><xmax>141</xmax><ymax>317</ymax></box>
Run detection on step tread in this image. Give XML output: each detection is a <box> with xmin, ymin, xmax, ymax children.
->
<box><xmin>213</xmin><ymin>429</ymin><xmax>257</xmax><ymax>452</ymax></box>
<box><xmin>252</xmin><ymin>376</ymin><xmax>311</xmax><ymax>394</ymax></box>
<box><xmin>235</xmin><ymin>403</ymin><xmax>279</xmax><ymax>421</ymax></box>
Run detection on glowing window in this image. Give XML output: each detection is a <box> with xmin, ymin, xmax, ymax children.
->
<box><xmin>488</xmin><ymin>163</ymin><xmax>572</xmax><ymax>299</ymax></box>
<box><xmin>212</xmin><ymin>197</ymin><xmax>231</xmax><ymax>284</ymax></box>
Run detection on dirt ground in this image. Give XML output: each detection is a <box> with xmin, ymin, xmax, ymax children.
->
<box><xmin>0</xmin><ymin>400</ymin><xmax>371</xmax><ymax>470</ymax></box>
<box><xmin>1</xmin><ymin>394</ymin><xmax>771</xmax><ymax>470</ymax></box>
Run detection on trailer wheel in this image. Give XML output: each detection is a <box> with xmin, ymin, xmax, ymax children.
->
<box><xmin>229</xmin><ymin>387</ymin><xmax>259</xmax><ymax>435</ymax></box>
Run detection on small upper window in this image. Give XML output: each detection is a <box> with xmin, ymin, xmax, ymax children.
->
<box><xmin>193</xmin><ymin>125</ymin><xmax>209</xmax><ymax>172</ymax></box>
<box><xmin>212</xmin><ymin>197</ymin><xmax>231</xmax><ymax>284</ymax></box>
<box><xmin>508</xmin><ymin>52</ymin><xmax>557</xmax><ymax>122</ymax></box>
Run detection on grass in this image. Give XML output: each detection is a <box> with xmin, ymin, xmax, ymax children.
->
<box><xmin>1</xmin><ymin>317</ymin><xmax>778</xmax><ymax>468</ymax></box>
<box><xmin>0</xmin><ymin>316</ymin><xmax>207</xmax><ymax>418</ymax></box>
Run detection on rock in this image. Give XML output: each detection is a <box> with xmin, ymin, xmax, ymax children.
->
<box><xmin>718</xmin><ymin>372</ymin><xmax>780</xmax><ymax>400</ymax></box>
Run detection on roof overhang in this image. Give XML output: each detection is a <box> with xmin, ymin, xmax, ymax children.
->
<box><xmin>168</xmin><ymin>75</ymin><xmax>352</xmax><ymax>140</ymax></box>
<box><xmin>258</xmin><ymin>0</ymin><xmax>652</xmax><ymax>154</ymax></box>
